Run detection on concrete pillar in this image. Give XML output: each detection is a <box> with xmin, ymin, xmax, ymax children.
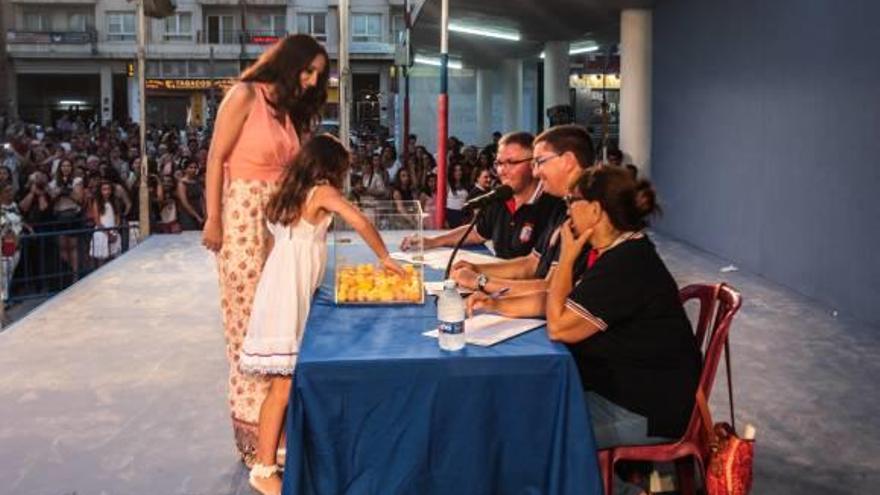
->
<box><xmin>100</xmin><ymin>65</ymin><xmax>113</xmax><ymax>125</ymax></box>
<box><xmin>501</xmin><ymin>59</ymin><xmax>523</xmax><ymax>132</ymax></box>
<box><xmin>0</xmin><ymin>5</ymin><xmax>8</xmax><ymax>118</ymax></box>
<box><xmin>475</xmin><ymin>67</ymin><xmax>493</xmax><ymax>146</ymax></box>
<box><xmin>379</xmin><ymin>65</ymin><xmax>391</xmax><ymax>128</ymax></box>
<box><xmin>620</xmin><ymin>8</ymin><xmax>652</xmax><ymax>177</ymax></box>
<box><xmin>128</xmin><ymin>76</ymin><xmax>140</xmax><ymax>123</ymax></box>
<box><xmin>6</xmin><ymin>63</ymin><xmax>18</xmax><ymax>119</ymax></box>
<box><xmin>542</xmin><ymin>41</ymin><xmax>569</xmax><ymax>127</ymax></box>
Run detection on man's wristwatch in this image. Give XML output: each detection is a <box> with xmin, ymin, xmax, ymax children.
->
<box><xmin>476</xmin><ymin>273</ymin><xmax>490</xmax><ymax>293</ymax></box>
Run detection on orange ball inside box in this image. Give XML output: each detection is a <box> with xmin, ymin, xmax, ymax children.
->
<box><xmin>335</xmin><ymin>263</ymin><xmax>424</xmax><ymax>304</ymax></box>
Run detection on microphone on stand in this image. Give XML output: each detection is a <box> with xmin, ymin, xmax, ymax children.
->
<box><xmin>443</xmin><ymin>185</ymin><xmax>515</xmax><ymax>279</ymax></box>
<box><xmin>463</xmin><ymin>185</ymin><xmax>514</xmax><ymax>211</ymax></box>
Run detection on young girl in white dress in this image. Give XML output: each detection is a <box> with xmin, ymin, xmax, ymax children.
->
<box><xmin>240</xmin><ymin>134</ymin><xmax>404</xmax><ymax>495</ymax></box>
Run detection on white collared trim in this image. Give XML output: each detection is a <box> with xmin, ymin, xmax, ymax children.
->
<box><xmin>565</xmin><ymin>299</ymin><xmax>609</xmax><ymax>331</ymax></box>
<box><xmin>508</xmin><ymin>182</ymin><xmax>543</xmax><ymax>211</ymax></box>
<box><xmin>598</xmin><ymin>231</ymin><xmax>644</xmax><ymax>255</ymax></box>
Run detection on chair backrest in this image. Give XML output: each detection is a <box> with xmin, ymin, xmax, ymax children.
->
<box><xmin>679</xmin><ymin>284</ymin><xmax>719</xmax><ymax>350</ymax></box>
<box><xmin>678</xmin><ymin>283</ymin><xmax>743</xmax><ymax>444</ymax></box>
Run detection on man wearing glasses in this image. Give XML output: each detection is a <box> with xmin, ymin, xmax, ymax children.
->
<box><xmin>452</xmin><ymin>125</ymin><xmax>594</xmax><ymax>297</ymax></box>
<box><xmin>400</xmin><ymin>132</ymin><xmax>563</xmax><ymax>266</ymax></box>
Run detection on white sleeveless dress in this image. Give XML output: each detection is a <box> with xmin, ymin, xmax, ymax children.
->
<box><xmin>239</xmin><ymin>189</ymin><xmax>332</xmax><ymax>375</ymax></box>
<box><xmin>90</xmin><ymin>202</ymin><xmax>122</xmax><ymax>260</ymax></box>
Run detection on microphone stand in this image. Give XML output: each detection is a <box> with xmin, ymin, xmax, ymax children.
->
<box><xmin>443</xmin><ymin>207</ymin><xmax>485</xmax><ymax>280</ymax></box>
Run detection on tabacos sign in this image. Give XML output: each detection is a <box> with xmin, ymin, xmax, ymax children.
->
<box><xmin>146</xmin><ymin>79</ymin><xmax>236</xmax><ymax>91</ymax></box>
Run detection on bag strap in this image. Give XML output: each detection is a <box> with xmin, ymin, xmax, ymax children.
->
<box><xmin>724</xmin><ymin>334</ymin><xmax>736</xmax><ymax>430</ymax></box>
<box><xmin>716</xmin><ymin>283</ymin><xmax>736</xmax><ymax>431</ymax></box>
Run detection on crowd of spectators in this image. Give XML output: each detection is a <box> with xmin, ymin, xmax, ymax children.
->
<box><xmin>347</xmin><ymin>132</ymin><xmax>503</xmax><ymax>230</ymax></box>
<box><xmin>0</xmin><ymin>111</ymin><xmax>633</xmax><ymax>303</ymax></box>
<box><xmin>0</xmin><ymin>112</ymin><xmax>208</xmax><ymax>302</ymax></box>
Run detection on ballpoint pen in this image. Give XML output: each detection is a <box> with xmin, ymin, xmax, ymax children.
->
<box><xmin>488</xmin><ymin>287</ymin><xmax>510</xmax><ymax>300</ymax></box>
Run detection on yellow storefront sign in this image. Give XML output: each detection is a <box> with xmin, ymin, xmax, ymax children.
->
<box><xmin>146</xmin><ymin>78</ymin><xmax>237</xmax><ymax>91</ymax></box>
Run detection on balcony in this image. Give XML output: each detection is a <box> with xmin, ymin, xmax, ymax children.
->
<box><xmin>6</xmin><ymin>29</ymin><xmax>95</xmax><ymax>44</ymax></box>
<box><xmin>351</xmin><ymin>41</ymin><xmax>394</xmax><ymax>55</ymax></box>
<box><xmin>196</xmin><ymin>0</ymin><xmax>286</xmax><ymax>5</ymax></box>
<box><xmin>6</xmin><ymin>29</ymin><xmax>97</xmax><ymax>57</ymax></box>
<box><xmin>8</xmin><ymin>0</ymin><xmax>96</xmax><ymax>3</ymax></box>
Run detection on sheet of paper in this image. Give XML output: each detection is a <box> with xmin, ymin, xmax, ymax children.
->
<box><xmin>423</xmin><ymin>313</ymin><xmax>545</xmax><ymax>347</ymax></box>
<box><xmin>424</xmin><ymin>281</ymin><xmax>472</xmax><ymax>296</ymax></box>
<box><xmin>391</xmin><ymin>248</ymin><xmax>503</xmax><ymax>271</ymax></box>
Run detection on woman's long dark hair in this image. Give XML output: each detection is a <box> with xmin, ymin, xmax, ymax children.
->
<box><xmin>265</xmin><ymin>134</ymin><xmax>350</xmax><ymax>226</ymax></box>
<box><xmin>393</xmin><ymin>168</ymin><xmax>413</xmax><ymax>194</ymax></box>
<box><xmin>240</xmin><ymin>34</ymin><xmax>330</xmax><ymax>136</ymax></box>
<box><xmin>449</xmin><ymin>163</ymin><xmax>468</xmax><ymax>193</ymax></box>
<box><xmin>55</xmin><ymin>159</ymin><xmax>75</xmax><ymax>187</ymax></box>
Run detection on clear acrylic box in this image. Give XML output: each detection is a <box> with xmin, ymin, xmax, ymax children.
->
<box><xmin>332</xmin><ymin>200</ymin><xmax>425</xmax><ymax>305</ymax></box>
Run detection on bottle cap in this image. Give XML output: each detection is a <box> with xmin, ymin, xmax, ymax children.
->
<box><xmin>443</xmin><ymin>279</ymin><xmax>457</xmax><ymax>290</ymax></box>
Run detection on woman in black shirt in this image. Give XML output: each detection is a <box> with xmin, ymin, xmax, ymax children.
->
<box><xmin>546</xmin><ymin>166</ymin><xmax>700</xmax><ymax>447</ymax></box>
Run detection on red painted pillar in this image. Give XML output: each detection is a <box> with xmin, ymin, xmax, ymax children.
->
<box><xmin>435</xmin><ymin>54</ymin><xmax>448</xmax><ymax>228</ymax></box>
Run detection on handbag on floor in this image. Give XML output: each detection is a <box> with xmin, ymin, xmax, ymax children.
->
<box><xmin>697</xmin><ymin>339</ymin><xmax>755</xmax><ymax>495</ymax></box>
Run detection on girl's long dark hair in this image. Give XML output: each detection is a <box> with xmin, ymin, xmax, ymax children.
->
<box><xmin>240</xmin><ymin>34</ymin><xmax>330</xmax><ymax>136</ymax></box>
<box><xmin>265</xmin><ymin>134</ymin><xmax>350</xmax><ymax>226</ymax></box>
<box><xmin>98</xmin><ymin>180</ymin><xmax>122</xmax><ymax>217</ymax></box>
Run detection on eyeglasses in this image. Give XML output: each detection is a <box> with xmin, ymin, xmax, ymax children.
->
<box><xmin>563</xmin><ymin>194</ymin><xmax>587</xmax><ymax>208</ymax></box>
<box><xmin>493</xmin><ymin>157</ymin><xmax>532</xmax><ymax>170</ymax></box>
<box><xmin>531</xmin><ymin>153</ymin><xmax>560</xmax><ymax>169</ymax></box>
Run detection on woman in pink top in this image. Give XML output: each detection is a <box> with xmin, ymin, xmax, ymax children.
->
<box><xmin>201</xmin><ymin>34</ymin><xmax>329</xmax><ymax>468</ymax></box>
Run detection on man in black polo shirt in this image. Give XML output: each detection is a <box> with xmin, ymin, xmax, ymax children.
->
<box><xmin>453</xmin><ymin>125</ymin><xmax>594</xmax><ymax>298</ymax></box>
<box><xmin>400</xmin><ymin>131</ymin><xmax>563</xmax><ymax>259</ymax></box>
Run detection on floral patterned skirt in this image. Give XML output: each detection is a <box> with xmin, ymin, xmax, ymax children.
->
<box><xmin>216</xmin><ymin>178</ymin><xmax>278</xmax><ymax>466</ymax></box>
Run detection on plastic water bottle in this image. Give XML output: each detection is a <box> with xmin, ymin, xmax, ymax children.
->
<box><xmin>438</xmin><ymin>279</ymin><xmax>466</xmax><ymax>351</ymax></box>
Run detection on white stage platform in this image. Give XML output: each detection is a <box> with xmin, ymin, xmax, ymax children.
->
<box><xmin>0</xmin><ymin>233</ymin><xmax>252</xmax><ymax>495</ymax></box>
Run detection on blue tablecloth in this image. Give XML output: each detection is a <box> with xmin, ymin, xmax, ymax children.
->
<box><xmin>283</xmin><ymin>255</ymin><xmax>602</xmax><ymax>495</ymax></box>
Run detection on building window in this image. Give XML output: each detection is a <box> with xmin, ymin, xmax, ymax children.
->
<box><xmin>248</xmin><ymin>13</ymin><xmax>285</xmax><ymax>36</ymax></box>
<box><xmin>107</xmin><ymin>12</ymin><xmax>136</xmax><ymax>41</ymax></box>
<box><xmin>296</xmin><ymin>13</ymin><xmax>326</xmax><ymax>42</ymax></box>
<box><xmin>188</xmin><ymin>60</ymin><xmax>209</xmax><ymax>77</ymax></box>
<box><xmin>146</xmin><ymin>61</ymin><xmax>161</xmax><ymax>77</ymax></box>
<box><xmin>23</xmin><ymin>12</ymin><xmax>50</xmax><ymax>31</ymax></box>
<box><xmin>352</xmin><ymin>13</ymin><xmax>382</xmax><ymax>43</ymax></box>
<box><xmin>392</xmin><ymin>14</ymin><xmax>405</xmax><ymax>34</ymax></box>
<box><xmin>164</xmin><ymin>12</ymin><xmax>192</xmax><ymax>41</ymax></box>
<box><xmin>392</xmin><ymin>14</ymin><xmax>406</xmax><ymax>44</ymax></box>
<box><xmin>206</xmin><ymin>15</ymin><xmax>236</xmax><ymax>44</ymax></box>
<box><xmin>214</xmin><ymin>61</ymin><xmax>240</xmax><ymax>77</ymax></box>
<box><xmin>162</xmin><ymin>60</ymin><xmax>187</xmax><ymax>77</ymax></box>
<box><xmin>69</xmin><ymin>13</ymin><xmax>92</xmax><ymax>32</ymax></box>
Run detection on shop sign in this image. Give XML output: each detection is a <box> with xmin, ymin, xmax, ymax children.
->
<box><xmin>249</xmin><ymin>34</ymin><xmax>281</xmax><ymax>44</ymax></box>
<box><xmin>146</xmin><ymin>78</ymin><xmax>237</xmax><ymax>91</ymax></box>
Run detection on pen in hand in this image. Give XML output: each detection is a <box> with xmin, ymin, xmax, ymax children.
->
<box><xmin>488</xmin><ymin>287</ymin><xmax>510</xmax><ymax>300</ymax></box>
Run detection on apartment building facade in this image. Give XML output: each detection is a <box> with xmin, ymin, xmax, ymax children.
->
<box><xmin>3</xmin><ymin>0</ymin><xmax>406</xmax><ymax>129</ymax></box>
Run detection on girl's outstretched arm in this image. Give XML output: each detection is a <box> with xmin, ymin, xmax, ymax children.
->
<box><xmin>314</xmin><ymin>185</ymin><xmax>405</xmax><ymax>275</ymax></box>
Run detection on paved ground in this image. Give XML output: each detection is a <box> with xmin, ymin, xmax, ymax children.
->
<box><xmin>0</xmin><ymin>231</ymin><xmax>876</xmax><ymax>494</ymax></box>
<box><xmin>2</xmin><ymin>297</ymin><xmax>49</xmax><ymax>329</ymax></box>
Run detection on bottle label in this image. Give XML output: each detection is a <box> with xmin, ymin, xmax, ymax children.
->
<box><xmin>439</xmin><ymin>320</ymin><xmax>464</xmax><ymax>335</ymax></box>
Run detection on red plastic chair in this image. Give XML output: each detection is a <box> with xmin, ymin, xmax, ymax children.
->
<box><xmin>596</xmin><ymin>283</ymin><xmax>743</xmax><ymax>495</ymax></box>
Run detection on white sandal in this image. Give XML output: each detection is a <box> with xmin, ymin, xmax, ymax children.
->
<box><xmin>249</xmin><ymin>462</ymin><xmax>280</xmax><ymax>495</ymax></box>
